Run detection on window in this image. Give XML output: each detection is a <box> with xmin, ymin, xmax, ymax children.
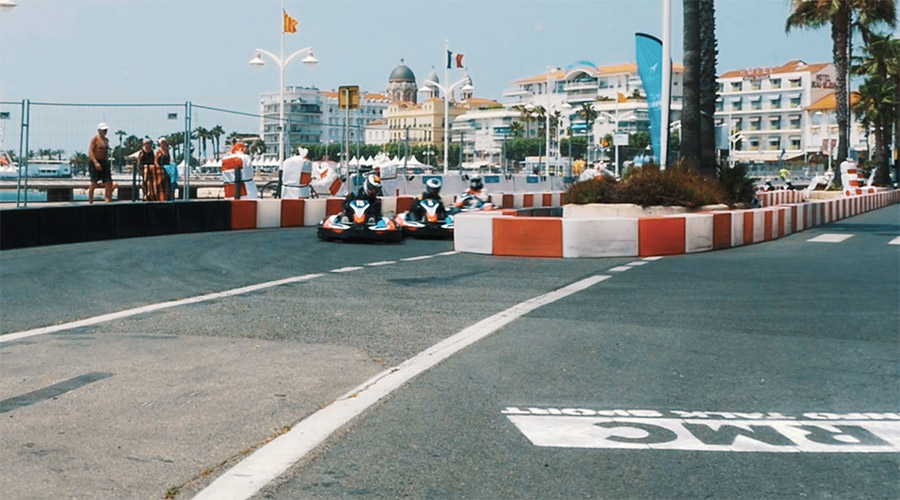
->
<box><xmin>789</xmin><ymin>78</ymin><xmax>802</xmax><ymax>88</ymax></box>
<box><xmin>769</xmin><ymin>117</ymin><xmax>782</xmax><ymax>130</ymax></box>
<box><xmin>750</xmin><ymin>80</ymin><xmax>762</xmax><ymax>90</ymax></box>
<box><xmin>749</xmin><ymin>137</ymin><xmax>760</xmax><ymax>149</ymax></box>
<box><xmin>730</xmin><ymin>99</ymin><xmax>741</xmax><ymax>112</ymax></box>
<box><xmin>750</xmin><ymin>116</ymin><xmax>761</xmax><ymax>131</ymax></box>
<box><xmin>768</xmin><ymin>137</ymin><xmax>781</xmax><ymax>150</ymax></box>
<box><xmin>752</xmin><ymin>99</ymin><xmax>762</xmax><ymax>111</ymax></box>
<box><xmin>731</xmin><ymin>81</ymin><xmax>743</xmax><ymax>92</ymax></box>
<box><xmin>790</xmin><ymin>137</ymin><xmax>802</xmax><ymax>150</ymax></box>
<box><xmin>789</xmin><ymin>116</ymin><xmax>801</xmax><ymax>129</ymax></box>
<box><xmin>789</xmin><ymin>96</ymin><xmax>802</xmax><ymax>109</ymax></box>
<box><xmin>716</xmin><ymin>99</ymin><xmax>724</xmax><ymax>111</ymax></box>
<box><xmin>770</xmin><ymin>78</ymin><xmax>781</xmax><ymax>89</ymax></box>
<box><xmin>733</xmin><ymin>117</ymin><xmax>743</xmax><ymax>131</ymax></box>
<box><xmin>770</xmin><ymin>97</ymin><xmax>782</xmax><ymax>110</ymax></box>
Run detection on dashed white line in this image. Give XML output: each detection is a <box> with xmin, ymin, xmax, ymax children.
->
<box><xmin>435</xmin><ymin>251</ymin><xmax>458</xmax><ymax>256</ymax></box>
<box><xmin>642</xmin><ymin>256</ymin><xmax>664</xmax><ymax>261</ymax></box>
<box><xmin>331</xmin><ymin>266</ymin><xmax>364</xmax><ymax>273</ymax></box>
<box><xmin>889</xmin><ymin>237</ymin><xmax>900</xmax><ymax>246</ymax></box>
<box><xmin>0</xmin><ymin>273</ymin><xmax>324</xmax><ymax>344</ymax></box>
<box><xmin>401</xmin><ymin>255</ymin><xmax>434</xmax><ymax>262</ymax></box>
<box><xmin>191</xmin><ymin>274</ymin><xmax>611</xmax><ymax>500</ymax></box>
<box><xmin>626</xmin><ymin>261</ymin><xmax>649</xmax><ymax>266</ymax></box>
<box><xmin>366</xmin><ymin>260</ymin><xmax>397</xmax><ymax>267</ymax></box>
<box><xmin>808</xmin><ymin>233</ymin><xmax>854</xmax><ymax>243</ymax></box>
<box><xmin>609</xmin><ymin>266</ymin><xmax>632</xmax><ymax>272</ymax></box>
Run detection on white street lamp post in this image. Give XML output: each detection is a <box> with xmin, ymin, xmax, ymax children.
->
<box><xmin>425</xmin><ymin>77</ymin><xmax>473</xmax><ymax>175</ymax></box>
<box><xmin>250</xmin><ymin>46</ymin><xmax>317</xmax><ymax>183</ymax></box>
<box><xmin>0</xmin><ymin>0</ymin><xmax>17</xmax><ymax>13</ymax></box>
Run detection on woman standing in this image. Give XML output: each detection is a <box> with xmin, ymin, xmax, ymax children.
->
<box><xmin>138</xmin><ymin>138</ymin><xmax>158</xmax><ymax>201</ymax></box>
<box><xmin>154</xmin><ymin>137</ymin><xmax>172</xmax><ymax>201</ymax></box>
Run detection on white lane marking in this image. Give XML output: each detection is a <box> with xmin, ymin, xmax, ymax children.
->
<box><xmin>331</xmin><ymin>266</ymin><xmax>363</xmax><ymax>273</ymax></box>
<box><xmin>626</xmin><ymin>261</ymin><xmax>648</xmax><ymax>266</ymax></box>
<box><xmin>642</xmin><ymin>256</ymin><xmax>663</xmax><ymax>261</ymax></box>
<box><xmin>366</xmin><ymin>260</ymin><xmax>397</xmax><ymax>266</ymax></box>
<box><xmin>0</xmin><ymin>274</ymin><xmax>324</xmax><ymax>344</ymax></box>
<box><xmin>401</xmin><ymin>255</ymin><xmax>434</xmax><ymax>262</ymax></box>
<box><xmin>609</xmin><ymin>266</ymin><xmax>632</xmax><ymax>272</ymax></box>
<box><xmin>435</xmin><ymin>250</ymin><xmax>458</xmax><ymax>256</ymax></box>
<box><xmin>889</xmin><ymin>237</ymin><xmax>900</xmax><ymax>246</ymax></box>
<box><xmin>808</xmin><ymin>233</ymin><xmax>854</xmax><ymax>243</ymax></box>
<box><xmin>191</xmin><ymin>274</ymin><xmax>611</xmax><ymax>500</ymax></box>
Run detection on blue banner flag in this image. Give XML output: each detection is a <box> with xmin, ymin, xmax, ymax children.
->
<box><xmin>635</xmin><ymin>33</ymin><xmax>663</xmax><ymax>163</ymax></box>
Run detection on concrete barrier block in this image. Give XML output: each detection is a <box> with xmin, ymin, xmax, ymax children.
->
<box><xmin>325</xmin><ymin>197</ymin><xmax>344</xmax><ymax>217</ymax></box>
<box><xmin>230</xmin><ymin>200</ymin><xmax>257</xmax><ymax>230</ymax></box>
<box><xmin>730</xmin><ymin>211</ymin><xmax>744</xmax><ymax>247</ymax></box>
<box><xmin>783</xmin><ymin>206</ymin><xmax>792</xmax><ymax>236</ymax></box>
<box><xmin>684</xmin><ymin>213</ymin><xmax>714</xmax><ymax>253</ymax></box>
<box><xmin>453</xmin><ymin>212</ymin><xmax>501</xmax><ymax>254</ymax></box>
<box><xmin>381</xmin><ymin>196</ymin><xmax>397</xmax><ymax>218</ymax></box>
<box><xmin>493</xmin><ymin>216</ymin><xmax>562</xmax><ymax>258</ymax></box>
<box><xmin>638</xmin><ymin>217</ymin><xmax>686</xmax><ymax>257</ymax></box>
<box><xmin>280</xmin><ymin>199</ymin><xmax>304</xmax><ymax>227</ymax></box>
<box><xmin>562</xmin><ymin>218</ymin><xmax>638</xmax><ymax>257</ymax></box>
<box><xmin>752</xmin><ymin>210</ymin><xmax>766</xmax><ymax>243</ymax></box>
<box><xmin>256</xmin><ymin>199</ymin><xmax>281</xmax><ymax>228</ymax></box>
<box><xmin>303</xmin><ymin>198</ymin><xmax>327</xmax><ymax>226</ymax></box>
<box><xmin>522</xmin><ymin>193</ymin><xmax>534</xmax><ymax>208</ymax></box>
<box><xmin>396</xmin><ymin>196</ymin><xmax>414</xmax><ymax>214</ymax></box>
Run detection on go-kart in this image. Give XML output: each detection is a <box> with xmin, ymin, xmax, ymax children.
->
<box><xmin>317</xmin><ymin>198</ymin><xmax>402</xmax><ymax>242</ymax></box>
<box><xmin>394</xmin><ymin>197</ymin><xmax>453</xmax><ymax>239</ymax></box>
<box><xmin>452</xmin><ymin>192</ymin><xmax>494</xmax><ymax>213</ymax></box>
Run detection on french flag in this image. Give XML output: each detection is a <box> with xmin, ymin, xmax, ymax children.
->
<box><xmin>447</xmin><ymin>50</ymin><xmax>464</xmax><ymax>69</ymax></box>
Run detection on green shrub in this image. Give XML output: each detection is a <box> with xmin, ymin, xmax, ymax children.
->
<box><xmin>564</xmin><ymin>176</ymin><xmax>620</xmax><ymax>204</ymax></box>
<box><xmin>564</xmin><ymin>162</ymin><xmax>732</xmax><ymax>208</ymax></box>
<box><xmin>717</xmin><ymin>163</ymin><xmax>755</xmax><ymax>205</ymax></box>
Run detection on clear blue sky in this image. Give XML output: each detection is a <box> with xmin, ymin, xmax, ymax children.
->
<box><xmin>2</xmin><ymin>0</ymin><xmax>842</xmax><ymax>111</ymax></box>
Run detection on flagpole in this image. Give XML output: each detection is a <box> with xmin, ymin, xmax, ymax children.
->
<box><xmin>443</xmin><ymin>39</ymin><xmax>449</xmax><ymax>176</ymax></box>
<box><xmin>660</xmin><ymin>0</ymin><xmax>671</xmax><ymax>169</ymax></box>
<box><xmin>279</xmin><ymin>0</ymin><xmax>286</xmax><ymax>174</ymax></box>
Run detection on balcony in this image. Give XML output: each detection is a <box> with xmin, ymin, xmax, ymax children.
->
<box><xmin>563</xmin><ymin>81</ymin><xmax>597</xmax><ymax>92</ymax></box>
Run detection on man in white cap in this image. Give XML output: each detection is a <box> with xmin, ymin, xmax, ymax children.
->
<box><xmin>88</xmin><ymin>123</ymin><xmax>117</xmax><ymax>202</ymax></box>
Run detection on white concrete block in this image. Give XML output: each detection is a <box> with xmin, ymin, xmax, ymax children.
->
<box><xmin>731</xmin><ymin>211</ymin><xmax>744</xmax><ymax>247</ymax></box>
<box><xmin>562</xmin><ymin>218</ymin><xmax>638</xmax><ymax>258</ymax></box>
<box><xmin>684</xmin><ymin>213</ymin><xmax>714</xmax><ymax>253</ymax></box>
<box><xmin>256</xmin><ymin>199</ymin><xmax>281</xmax><ymax>228</ymax></box>
<box><xmin>453</xmin><ymin>212</ymin><xmax>503</xmax><ymax>254</ymax></box>
<box><xmin>783</xmin><ymin>206</ymin><xmax>793</xmax><ymax>236</ymax></box>
<box><xmin>381</xmin><ymin>196</ymin><xmax>397</xmax><ymax>218</ymax></box>
<box><xmin>753</xmin><ymin>210</ymin><xmax>766</xmax><ymax>243</ymax></box>
<box><xmin>303</xmin><ymin>198</ymin><xmax>327</xmax><ymax>226</ymax></box>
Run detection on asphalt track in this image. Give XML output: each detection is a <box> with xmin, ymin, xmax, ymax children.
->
<box><xmin>1</xmin><ymin>205</ymin><xmax>898</xmax><ymax>500</ymax></box>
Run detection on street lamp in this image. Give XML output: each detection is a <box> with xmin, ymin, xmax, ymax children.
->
<box><xmin>814</xmin><ymin>111</ymin><xmax>835</xmax><ymax>173</ymax></box>
<box><xmin>424</xmin><ymin>77</ymin><xmax>473</xmax><ymax>175</ymax></box>
<box><xmin>249</xmin><ymin>45</ymin><xmax>318</xmax><ymax>187</ymax></box>
<box><xmin>0</xmin><ymin>1</ymin><xmax>17</xmax><ymax>13</ymax></box>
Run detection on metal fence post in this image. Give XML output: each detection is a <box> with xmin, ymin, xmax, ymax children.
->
<box><xmin>16</xmin><ymin>99</ymin><xmax>25</xmax><ymax>207</ymax></box>
<box><xmin>18</xmin><ymin>99</ymin><xmax>30</xmax><ymax>207</ymax></box>
<box><xmin>234</xmin><ymin>166</ymin><xmax>242</xmax><ymax>200</ymax></box>
<box><xmin>183</xmin><ymin>101</ymin><xmax>191</xmax><ymax>200</ymax></box>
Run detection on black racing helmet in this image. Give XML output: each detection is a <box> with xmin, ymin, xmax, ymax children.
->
<box><xmin>425</xmin><ymin>177</ymin><xmax>442</xmax><ymax>196</ymax></box>
<box><xmin>365</xmin><ymin>174</ymin><xmax>382</xmax><ymax>196</ymax></box>
<box><xmin>469</xmin><ymin>175</ymin><xmax>483</xmax><ymax>191</ymax></box>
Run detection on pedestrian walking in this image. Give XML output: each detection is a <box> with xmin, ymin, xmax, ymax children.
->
<box><xmin>87</xmin><ymin>123</ymin><xmax>117</xmax><ymax>203</ymax></box>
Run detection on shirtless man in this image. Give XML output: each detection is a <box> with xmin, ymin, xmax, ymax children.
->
<box><xmin>88</xmin><ymin>123</ymin><xmax>117</xmax><ymax>203</ymax></box>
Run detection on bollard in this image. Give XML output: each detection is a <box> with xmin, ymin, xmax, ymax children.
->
<box><xmin>234</xmin><ymin>167</ymin><xmax>242</xmax><ymax>200</ymax></box>
<box><xmin>276</xmin><ymin>170</ymin><xmax>283</xmax><ymax>199</ymax></box>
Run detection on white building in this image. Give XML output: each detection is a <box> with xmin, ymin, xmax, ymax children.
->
<box><xmin>715</xmin><ymin>59</ymin><xmax>867</xmax><ymax>166</ymax></box>
<box><xmin>258</xmin><ymin>87</ymin><xmax>389</xmax><ymax>159</ymax></box>
<box><xmin>364</xmin><ymin>119</ymin><xmax>390</xmax><ymax>146</ymax></box>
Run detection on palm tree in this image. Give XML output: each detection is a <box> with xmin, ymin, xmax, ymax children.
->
<box><xmin>194</xmin><ymin>126</ymin><xmax>209</xmax><ymax>159</ymax></box>
<box><xmin>209</xmin><ymin>125</ymin><xmax>225</xmax><ymax>159</ymax></box>
<box><xmin>853</xmin><ymin>33</ymin><xmax>898</xmax><ymax>184</ymax></box>
<box><xmin>69</xmin><ymin>152</ymin><xmax>90</xmax><ymax>176</ymax></box>
<box><xmin>786</xmin><ymin>0</ymin><xmax>896</xmax><ymax>178</ymax></box>
<box><xmin>250</xmin><ymin>139</ymin><xmax>267</xmax><ymax>156</ymax></box>
<box><xmin>115</xmin><ymin>130</ymin><xmax>126</xmax><ymax>149</ymax></box>
<box><xmin>576</xmin><ymin>103</ymin><xmax>597</xmax><ymax>161</ymax></box>
<box><xmin>682</xmin><ymin>0</ymin><xmax>701</xmax><ymax>168</ymax></box>
<box><xmin>509</xmin><ymin>121</ymin><xmax>524</xmax><ymax>138</ymax></box>
<box><xmin>698</xmin><ymin>0</ymin><xmax>719</xmax><ymax>174</ymax></box>
<box><xmin>513</xmin><ymin>105</ymin><xmax>533</xmax><ymax>138</ymax></box>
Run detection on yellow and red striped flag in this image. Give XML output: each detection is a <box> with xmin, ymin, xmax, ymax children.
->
<box><xmin>283</xmin><ymin>10</ymin><xmax>298</xmax><ymax>34</ymax></box>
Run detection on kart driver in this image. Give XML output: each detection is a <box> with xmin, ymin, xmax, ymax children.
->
<box><xmin>408</xmin><ymin>177</ymin><xmax>444</xmax><ymax>221</ymax></box>
<box><xmin>344</xmin><ymin>173</ymin><xmax>383</xmax><ymax>219</ymax></box>
<box><xmin>454</xmin><ymin>175</ymin><xmax>489</xmax><ymax>210</ymax></box>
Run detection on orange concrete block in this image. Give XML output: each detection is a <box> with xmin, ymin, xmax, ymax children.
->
<box><xmin>638</xmin><ymin>217</ymin><xmax>686</xmax><ymax>257</ymax></box>
<box><xmin>712</xmin><ymin>212</ymin><xmax>732</xmax><ymax>250</ymax></box>
<box><xmin>500</xmin><ymin>209</ymin><xmax>519</xmax><ymax>217</ymax></box>
<box><xmin>280</xmin><ymin>199</ymin><xmax>305</xmax><ymax>227</ymax></box>
<box><xmin>396</xmin><ymin>196</ymin><xmax>414</xmax><ymax>214</ymax></box>
<box><xmin>492</xmin><ymin>217</ymin><xmax>562</xmax><ymax>258</ymax></box>
<box><xmin>560</xmin><ymin>192</ymin><xmax>567</xmax><ymax>205</ymax></box>
<box><xmin>325</xmin><ymin>197</ymin><xmax>344</xmax><ymax>217</ymax></box>
<box><xmin>777</xmin><ymin>209</ymin><xmax>785</xmax><ymax>238</ymax></box>
<box><xmin>764</xmin><ymin>210</ymin><xmax>773</xmax><ymax>241</ymax></box>
<box><xmin>542</xmin><ymin>193</ymin><xmax>552</xmax><ymax>207</ymax></box>
<box><xmin>790</xmin><ymin>206</ymin><xmax>798</xmax><ymax>233</ymax></box>
<box><xmin>230</xmin><ymin>200</ymin><xmax>257</xmax><ymax>230</ymax></box>
<box><xmin>743</xmin><ymin>211</ymin><xmax>754</xmax><ymax>244</ymax></box>
<box><xmin>523</xmin><ymin>193</ymin><xmax>534</xmax><ymax>208</ymax></box>
<box><xmin>502</xmin><ymin>194</ymin><xmax>514</xmax><ymax>209</ymax></box>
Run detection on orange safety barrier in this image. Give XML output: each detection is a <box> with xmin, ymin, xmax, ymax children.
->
<box><xmin>325</xmin><ymin>197</ymin><xmax>344</xmax><ymax>216</ymax></box>
<box><xmin>230</xmin><ymin>200</ymin><xmax>257</xmax><ymax>230</ymax></box>
<box><xmin>493</xmin><ymin>217</ymin><xmax>562</xmax><ymax>258</ymax></box>
<box><xmin>743</xmin><ymin>211</ymin><xmax>754</xmax><ymax>244</ymax></box>
<box><xmin>638</xmin><ymin>217</ymin><xmax>686</xmax><ymax>257</ymax></box>
<box><xmin>280</xmin><ymin>199</ymin><xmax>305</xmax><ymax>227</ymax></box>
<box><xmin>712</xmin><ymin>212</ymin><xmax>731</xmax><ymax>250</ymax></box>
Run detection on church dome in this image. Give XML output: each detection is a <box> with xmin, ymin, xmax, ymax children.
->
<box><xmin>389</xmin><ymin>60</ymin><xmax>416</xmax><ymax>83</ymax></box>
<box><xmin>425</xmin><ymin>68</ymin><xmax>440</xmax><ymax>87</ymax></box>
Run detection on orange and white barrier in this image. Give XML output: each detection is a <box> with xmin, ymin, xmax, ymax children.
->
<box><xmin>281</xmin><ymin>155</ymin><xmax>313</xmax><ymax>198</ymax></box>
<box><xmin>221</xmin><ymin>153</ymin><xmax>259</xmax><ymax>199</ymax></box>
